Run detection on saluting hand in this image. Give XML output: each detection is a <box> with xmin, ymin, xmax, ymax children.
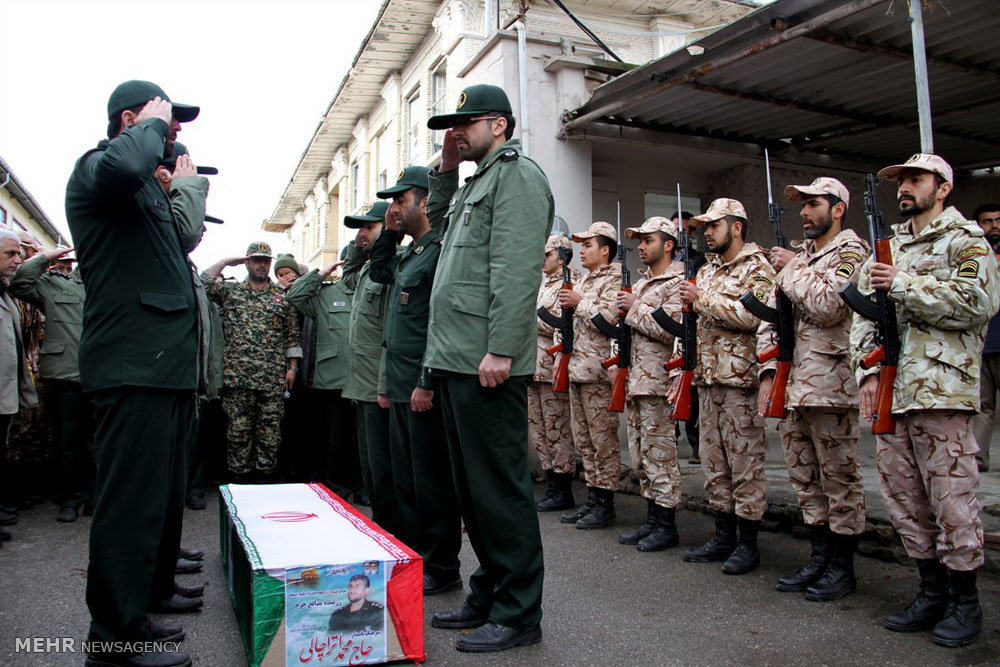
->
<box><xmin>558</xmin><ymin>288</ymin><xmax>581</xmax><ymax>308</ymax></box>
<box><xmin>411</xmin><ymin>388</ymin><xmax>433</xmax><ymax>413</ymax></box>
<box><xmin>43</xmin><ymin>246</ymin><xmax>74</xmax><ymax>262</ymax></box>
<box><xmin>384</xmin><ymin>205</ymin><xmax>400</xmax><ymax>232</ymax></box>
<box><xmin>440</xmin><ymin>129</ymin><xmax>460</xmax><ymax>172</ymax></box>
<box><xmin>320</xmin><ymin>259</ymin><xmax>345</xmax><ymax>278</ymax></box>
<box><xmin>869</xmin><ymin>262</ymin><xmax>899</xmax><ymax>291</ymax></box>
<box><xmin>172</xmin><ymin>154</ymin><xmax>197</xmax><ymax>179</ymax></box>
<box><xmin>678</xmin><ymin>280</ymin><xmax>699</xmax><ymax>305</ymax></box>
<box><xmin>478</xmin><ymin>353</ymin><xmax>511</xmax><ymax>388</ymax></box>
<box><xmin>859</xmin><ymin>374</ymin><xmax>878</xmax><ymax>422</ymax></box>
<box><xmin>135</xmin><ymin>96</ymin><xmax>173</xmax><ymax>126</ymax></box>
<box><xmin>227</xmin><ymin>256</ymin><xmax>251</xmax><ymax>267</ymax></box>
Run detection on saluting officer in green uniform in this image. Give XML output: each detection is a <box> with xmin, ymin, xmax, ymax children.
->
<box><xmin>423</xmin><ymin>84</ymin><xmax>552</xmax><ymax>652</ymax></box>
<box><xmin>340</xmin><ymin>201</ymin><xmax>403</xmax><ymax>533</ymax></box>
<box><xmin>66</xmin><ymin>80</ymin><xmax>203</xmax><ymax>667</ymax></box>
<box><xmin>9</xmin><ymin>247</ymin><xmax>93</xmax><ymax>524</ymax></box>
<box><xmin>369</xmin><ymin>166</ymin><xmax>462</xmax><ymax>596</ymax></box>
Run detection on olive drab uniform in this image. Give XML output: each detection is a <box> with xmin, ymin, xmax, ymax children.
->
<box><xmin>759</xmin><ymin>229</ymin><xmax>870</xmax><ymax>537</ymax></box>
<box><xmin>204</xmin><ymin>266</ymin><xmax>302</xmax><ymax>475</ymax></box>
<box><xmin>530</xmin><ymin>252</ymin><xmax>579</xmax><ymax>476</ymax></box>
<box><xmin>850</xmin><ymin>206</ymin><xmax>1000</xmax><ymax>571</ymax></box>
<box><xmin>693</xmin><ymin>241</ymin><xmax>774</xmax><ymax>520</ymax></box>
<box><xmin>421</xmin><ymin>136</ymin><xmax>551</xmax><ymax>632</ymax></box>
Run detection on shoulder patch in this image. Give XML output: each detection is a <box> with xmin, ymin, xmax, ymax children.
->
<box><xmin>958</xmin><ymin>259</ymin><xmax>980</xmax><ymax>278</ymax></box>
<box><xmin>751</xmin><ymin>275</ymin><xmax>773</xmax><ymax>300</ymax></box>
<box><xmin>835</xmin><ymin>262</ymin><xmax>856</xmax><ymax>279</ymax></box>
<box><xmin>957</xmin><ymin>245</ymin><xmax>989</xmax><ymax>261</ymax></box>
<box><xmin>500</xmin><ymin>149</ymin><xmax>519</xmax><ymax>161</ymax></box>
<box><xmin>839</xmin><ymin>250</ymin><xmax>865</xmax><ymax>263</ymax></box>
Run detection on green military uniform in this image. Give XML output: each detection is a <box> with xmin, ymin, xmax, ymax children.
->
<box><xmin>65</xmin><ymin>80</ymin><xmax>203</xmax><ymax>651</ymax></box>
<box><xmin>370</xmin><ymin>166</ymin><xmax>461</xmax><ymax>585</ymax></box>
<box><xmin>341</xmin><ymin>201</ymin><xmax>401</xmax><ymax>533</ymax></box>
<box><xmin>285</xmin><ymin>261</ymin><xmax>358</xmax><ymax>493</ymax></box>
<box><xmin>203</xmin><ymin>242</ymin><xmax>302</xmax><ymax>476</ymax></box>
<box><xmin>9</xmin><ymin>255</ymin><xmax>93</xmax><ymax>513</ymax></box>
<box><xmin>327</xmin><ymin>599</ymin><xmax>385</xmax><ymax>634</ymax></box>
<box><xmin>423</xmin><ymin>85</ymin><xmax>553</xmax><ymax>632</ymax></box>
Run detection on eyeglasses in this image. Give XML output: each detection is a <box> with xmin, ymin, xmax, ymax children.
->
<box><xmin>453</xmin><ymin>115</ymin><xmax>501</xmax><ymax>127</ymax></box>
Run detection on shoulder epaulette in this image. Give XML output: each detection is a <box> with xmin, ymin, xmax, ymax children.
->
<box><xmin>500</xmin><ymin>148</ymin><xmax>519</xmax><ymax>162</ymax></box>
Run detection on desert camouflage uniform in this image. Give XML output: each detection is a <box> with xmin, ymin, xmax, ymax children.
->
<box><xmin>203</xmin><ymin>276</ymin><xmax>302</xmax><ymax>474</ymax></box>
<box><xmin>563</xmin><ymin>262</ymin><xmax>621</xmax><ymax>491</ymax></box>
<box><xmin>694</xmin><ymin>242</ymin><xmax>773</xmax><ymax>520</ymax></box>
<box><xmin>530</xmin><ymin>265</ymin><xmax>580</xmax><ymax>474</ymax></box>
<box><xmin>850</xmin><ymin>207</ymin><xmax>1000</xmax><ymax>569</ymax></box>
<box><xmin>758</xmin><ymin>229</ymin><xmax>869</xmax><ymax>535</ymax></box>
<box><xmin>625</xmin><ymin>263</ymin><xmax>684</xmax><ymax>508</ymax></box>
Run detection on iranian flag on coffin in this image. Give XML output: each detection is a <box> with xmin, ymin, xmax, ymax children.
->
<box><xmin>220</xmin><ymin>483</ymin><xmax>424</xmax><ymax>666</ymax></box>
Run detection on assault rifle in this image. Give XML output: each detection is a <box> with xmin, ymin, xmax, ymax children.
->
<box><xmin>739</xmin><ymin>149</ymin><xmax>794</xmax><ymax>419</ymax></box>
<box><xmin>652</xmin><ymin>184</ymin><xmax>696</xmax><ymax>422</ymax></box>
<box><xmin>838</xmin><ymin>174</ymin><xmax>899</xmax><ymax>435</ymax></box>
<box><xmin>592</xmin><ymin>203</ymin><xmax>631</xmax><ymax>412</ymax></box>
<box><xmin>537</xmin><ymin>217</ymin><xmax>574</xmax><ymax>393</ymax></box>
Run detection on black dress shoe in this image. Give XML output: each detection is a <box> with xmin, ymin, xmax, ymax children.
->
<box><xmin>151</xmin><ymin>594</ymin><xmax>203</xmax><ymax>614</ymax></box>
<box><xmin>0</xmin><ymin>510</ymin><xmax>17</xmax><ymax>526</ymax></box>
<box><xmin>174</xmin><ymin>559</ymin><xmax>203</xmax><ymax>575</ymax></box>
<box><xmin>178</xmin><ymin>548</ymin><xmax>203</xmax><ymax>561</ymax></box>
<box><xmin>150</xmin><ymin>621</ymin><xmax>185</xmax><ymax>642</ymax></box>
<box><xmin>455</xmin><ymin>622</ymin><xmax>542</xmax><ymax>652</ymax></box>
<box><xmin>185</xmin><ymin>495</ymin><xmax>206</xmax><ymax>511</ymax></box>
<box><xmin>174</xmin><ymin>581</ymin><xmax>204</xmax><ymax>598</ymax></box>
<box><xmin>423</xmin><ymin>572</ymin><xmax>462</xmax><ymax>596</ymax></box>
<box><xmin>56</xmin><ymin>506</ymin><xmax>78</xmax><ymax>523</ymax></box>
<box><xmin>82</xmin><ymin>501</ymin><xmax>95</xmax><ymax>517</ymax></box>
<box><xmin>85</xmin><ymin>649</ymin><xmax>192</xmax><ymax>666</ymax></box>
<box><xmin>431</xmin><ymin>604</ymin><xmax>487</xmax><ymax>629</ymax></box>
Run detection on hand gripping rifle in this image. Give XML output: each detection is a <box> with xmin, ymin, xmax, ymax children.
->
<box><xmin>838</xmin><ymin>174</ymin><xmax>899</xmax><ymax>435</ymax></box>
<box><xmin>738</xmin><ymin>149</ymin><xmax>794</xmax><ymax>419</ymax></box>
<box><xmin>591</xmin><ymin>203</ymin><xmax>631</xmax><ymax>412</ymax></box>
<box><xmin>537</xmin><ymin>217</ymin><xmax>574</xmax><ymax>393</ymax></box>
<box><xmin>651</xmin><ymin>184</ymin><xmax>696</xmax><ymax>422</ymax></box>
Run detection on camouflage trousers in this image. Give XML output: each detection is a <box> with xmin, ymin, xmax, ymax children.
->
<box><xmin>528</xmin><ymin>382</ymin><xmax>575</xmax><ymax>474</ymax></box>
<box><xmin>569</xmin><ymin>381</ymin><xmax>620</xmax><ymax>491</ymax></box>
<box><xmin>876</xmin><ymin>410</ymin><xmax>983</xmax><ymax>571</ymax></box>
<box><xmin>778</xmin><ymin>407</ymin><xmax>865</xmax><ymax>536</ymax></box>
<box><xmin>627</xmin><ymin>395</ymin><xmax>682</xmax><ymax>508</ymax></box>
<box><xmin>221</xmin><ymin>387</ymin><xmax>284</xmax><ymax>474</ymax></box>
<box><xmin>971</xmin><ymin>353</ymin><xmax>1000</xmax><ymax>470</ymax></box>
<box><xmin>699</xmin><ymin>385</ymin><xmax>767</xmax><ymax>520</ymax></box>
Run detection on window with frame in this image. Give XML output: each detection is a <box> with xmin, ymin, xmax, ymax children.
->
<box><xmin>351</xmin><ymin>162</ymin><xmax>359</xmax><ymax>209</ymax></box>
<box><xmin>431</xmin><ymin>67</ymin><xmax>447</xmax><ymax>154</ymax></box>
<box><xmin>407</xmin><ymin>91</ymin><xmax>421</xmax><ymax>165</ymax></box>
<box><xmin>0</xmin><ymin>206</ymin><xmax>6</xmax><ymax>227</ymax></box>
<box><xmin>12</xmin><ymin>218</ymin><xmax>26</xmax><ymax>232</ymax></box>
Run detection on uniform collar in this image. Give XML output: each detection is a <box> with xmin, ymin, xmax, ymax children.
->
<box><xmin>467</xmin><ymin>139</ymin><xmax>522</xmax><ymax>182</ymax></box>
<box><xmin>892</xmin><ymin>205</ymin><xmax>983</xmax><ymax>243</ymax></box>
<box><xmin>707</xmin><ymin>241</ymin><xmax>765</xmax><ymax>267</ymax></box>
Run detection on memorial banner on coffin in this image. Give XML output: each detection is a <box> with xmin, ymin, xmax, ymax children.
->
<box><xmin>219</xmin><ymin>483</ymin><xmax>424</xmax><ymax>667</ymax></box>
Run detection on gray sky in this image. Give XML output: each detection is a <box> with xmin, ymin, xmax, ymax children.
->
<box><xmin>0</xmin><ymin>0</ymin><xmax>382</xmax><ymax>274</ymax></box>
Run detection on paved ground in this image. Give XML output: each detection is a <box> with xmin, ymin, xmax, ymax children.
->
<box><xmin>2</xmin><ymin>473</ymin><xmax>1000</xmax><ymax>666</ymax></box>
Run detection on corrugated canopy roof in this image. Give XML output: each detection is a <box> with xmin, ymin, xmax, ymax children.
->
<box><xmin>562</xmin><ymin>0</ymin><xmax>1000</xmax><ymax>173</ymax></box>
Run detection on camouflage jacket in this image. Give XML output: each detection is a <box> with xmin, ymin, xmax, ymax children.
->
<box><xmin>758</xmin><ymin>229</ymin><xmax>869</xmax><ymax>408</ymax></box>
<box><xmin>693</xmin><ymin>242</ymin><xmax>774</xmax><ymax>388</ymax></box>
<box><xmin>850</xmin><ymin>207</ymin><xmax>1000</xmax><ymax>413</ymax></box>
<box><xmin>564</xmin><ymin>262</ymin><xmax>621</xmax><ymax>384</ymax></box>
<box><xmin>535</xmin><ymin>266</ymin><xmax>580</xmax><ymax>383</ymax></box>
<box><xmin>202</xmin><ymin>276</ymin><xmax>302</xmax><ymax>390</ymax></box>
<box><xmin>626</xmin><ymin>262</ymin><xmax>685</xmax><ymax>397</ymax></box>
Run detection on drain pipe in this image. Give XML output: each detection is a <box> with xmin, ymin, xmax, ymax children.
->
<box><xmin>514</xmin><ymin>20</ymin><xmax>531</xmax><ymax>157</ymax></box>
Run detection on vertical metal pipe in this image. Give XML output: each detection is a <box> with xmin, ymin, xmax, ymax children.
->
<box><xmin>909</xmin><ymin>0</ymin><xmax>934</xmax><ymax>152</ymax></box>
<box><xmin>515</xmin><ymin>20</ymin><xmax>531</xmax><ymax>157</ymax></box>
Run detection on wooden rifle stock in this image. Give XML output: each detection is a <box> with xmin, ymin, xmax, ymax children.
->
<box><xmin>668</xmin><ymin>370</ymin><xmax>694</xmax><ymax>421</ymax></box>
<box><xmin>765</xmin><ymin>361</ymin><xmax>790</xmax><ymax>419</ymax></box>
<box><xmin>608</xmin><ymin>367</ymin><xmax>627</xmax><ymax>413</ymax></box>
<box><xmin>664</xmin><ymin>356</ymin><xmax>683</xmax><ymax>371</ymax></box>
<box><xmin>548</xmin><ymin>342</ymin><xmax>570</xmax><ymax>393</ymax></box>
<box><xmin>872</xmin><ymin>364</ymin><xmax>897</xmax><ymax>435</ymax></box>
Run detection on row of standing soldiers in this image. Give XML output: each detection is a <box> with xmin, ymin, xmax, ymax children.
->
<box><xmin>530</xmin><ymin>154</ymin><xmax>997</xmax><ymax>649</ymax></box>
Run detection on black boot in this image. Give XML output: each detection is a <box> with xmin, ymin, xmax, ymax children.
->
<box><xmin>683</xmin><ymin>512</ymin><xmax>737</xmax><ymax>563</ymax></box>
<box><xmin>561</xmin><ymin>487</ymin><xmax>596</xmax><ymax>524</ymax></box>
<box><xmin>537</xmin><ymin>472</ymin><xmax>575</xmax><ymax>512</ymax></box>
<box><xmin>884</xmin><ymin>559</ymin><xmax>950</xmax><ymax>632</ymax></box>
<box><xmin>576</xmin><ymin>488</ymin><xmax>615</xmax><ymax>529</ymax></box>
<box><xmin>722</xmin><ymin>518</ymin><xmax>761</xmax><ymax>575</ymax></box>
<box><xmin>931</xmin><ymin>569</ymin><xmax>983</xmax><ymax>648</ymax></box>
<box><xmin>776</xmin><ymin>525</ymin><xmax>832</xmax><ymax>592</ymax></box>
<box><xmin>619</xmin><ymin>499</ymin><xmax>657</xmax><ymax>545</ymax></box>
<box><xmin>637</xmin><ymin>507</ymin><xmax>679</xmax><ymax>552</ymax></box>
<box><xmin>805</xmin><ymin>532</ymin><xmax>858</xmax><ymax>601</ymax></box>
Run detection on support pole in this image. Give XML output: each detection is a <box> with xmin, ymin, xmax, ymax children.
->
<box><xmin>909</xmin><ymin>0</ymin><xmax>934</xmax><ymax>152</ymax></box>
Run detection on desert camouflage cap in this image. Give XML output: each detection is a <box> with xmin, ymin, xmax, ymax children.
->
<box><xmin>624</xmin><ymin>216</ymin><xmax>678</xmax><ymax>240</ymax></box>
<box><xmin>246</xmin><ymin>242</ymin><xmax>273</xmax><ymax>258</ymax></box>
<box><xmin>877</xmin><ymin>153</ymin><xmax>953</xmax><ymax>184</ymax></box>
<box><xmin>691</xmin><ymin>198</ymin><xmax>747</xmax><ymax>225</ymax></box>
<box><xmin>572</xmin><ymin>221</ymin><xmax>617</xmax><ymax>243</ymax></box>
<box><xmin>784</xmin><ymin>177</ymin><xmax>850</xmax><ymax>208</ymax></box>
<box><xmin>544</xmin><ymin>234</ymin><xmax>572</xmax><ymax>253</ymax></box>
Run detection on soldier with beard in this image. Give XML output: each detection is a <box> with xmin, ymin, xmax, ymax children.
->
<box><xmin>971</xmin><ymin>202</ymin><xmax>1000</xmax><ymax>473</ymax></box>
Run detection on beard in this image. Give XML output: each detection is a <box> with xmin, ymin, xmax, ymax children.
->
<box><xmin>898</xmin><ymin>192</ymin><xmax>936</xmax><ymax>216</ymax></box>
<box><xmin>709</xmin><ymin>228</ymin><xmax>733</xmax><ymax>256</ymax></box>
<box><xmin>803</xmin><ymin>212</ymin><xmax>833</xmax><ymax>240</ymax></box>
<box><xmin>987</xmin><ymin>231</ymin><xmax>1000</xmax><ymax>252</ymax></box>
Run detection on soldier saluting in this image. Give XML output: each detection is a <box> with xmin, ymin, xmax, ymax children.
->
<box><xmin>850</xmin><ymin>154</ymin><xmax>1000</xmax><ymax>647</ymax></box>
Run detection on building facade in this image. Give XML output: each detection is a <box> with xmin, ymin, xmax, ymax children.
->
<box><xmin>0</xmin><ymin>155</ymin><xmax>63</xmax><ymax>249</ymax></box>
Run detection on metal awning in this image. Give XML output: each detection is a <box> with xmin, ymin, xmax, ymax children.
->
<box><xmin>561</xmin><ymin>0</ymin><xmax>1000</xmax><ymax>174</ymax></box>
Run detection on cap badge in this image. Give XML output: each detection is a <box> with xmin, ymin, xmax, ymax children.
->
<box><xmin>906</xmin><ymin>153</ymin><xmax>921</xmax><ymax>163</ymax></box>
<box><xmin>397</xmin><ymin>169</ymin><xmax>406</xmax><ymax>182</ymax></box>
<box><xmin>257</xmin><ymin>243</ymin><xmax>267</xmax><ymax>252</ymax></box>
<box><xmin>361</xmin><ymin>204</ymin><xmax>372</xmax><ymax>215</ymax></box>
<box><xmin>457</xmin><ymin>91</ymin><xmax>467</xmax><ymax>110</ymax></box>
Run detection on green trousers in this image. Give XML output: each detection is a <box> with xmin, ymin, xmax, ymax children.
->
<box><xmin>46</xmin><ymin>379</ymin><xmax>95</xmax><ymax>509</ymax></box>
<box><xmin>86</xmin><ymin>388</ymin><xmax>194</xmax><ymax>645</ymax></box>
<box><xmin>356</xmin><ymin>401</ymin><xmax>397</xmax><ymax>534</ymax></box>
<box><xmin>388</xmin><ymin>401</ymin><xmax>461</xmax><ymax>580</ymax></box>
<box><xmin>437</xmin><ymin>374</ymin><xmax>544</xmax><ymax>628</ymax></box>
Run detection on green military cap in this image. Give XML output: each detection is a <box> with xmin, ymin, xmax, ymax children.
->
<box><xmin>376</xmin><ymin>165</ymin><xmax>431</xmax><ymax>198</ymax></box>
<box><xmin>344</xmin><ymin>201</ymin><xmax>390</xmax><ymax>229</ymax></box>
<box><xmin>158</xmin><ymin>142</ymin><xmax>219</xmax><ymax>175</ymax></box>
<box><xmin>273</xmin><ymin>253</ymin><xmax>301</xmax><ymax>277</ymax></box>
<box><xmin>246</xmin><ymin>241</ymin><xmax>273</xmax><ymax>258</ymax></box>
<box><xmin>107</xmin><ymin>80</ymin><xmax>199</xmax><ymax>122</ymax></box>
<box><xmin>427</xmin><ymin>84</ymin><xmax>512</xmax><ymax>130</ymax></box>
